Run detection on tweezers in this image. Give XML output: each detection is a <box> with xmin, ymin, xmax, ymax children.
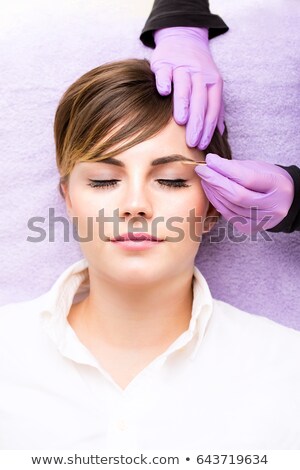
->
<box><xmin>181</xmin><ymin>161</ymin><xmax>207</xmax><ymax>165</ymax></box>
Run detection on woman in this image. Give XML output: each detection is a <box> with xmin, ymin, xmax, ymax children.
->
<box><xmin>0</xmin><ymin>59</ymin><xmax>299</xmax><ymax>450</ymax></box>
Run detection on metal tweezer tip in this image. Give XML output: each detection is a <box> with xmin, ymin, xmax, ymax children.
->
<box><xmin>180</xmin><ymin>161</ymin><xmax>207</xmax><ymax>165</ymax></box>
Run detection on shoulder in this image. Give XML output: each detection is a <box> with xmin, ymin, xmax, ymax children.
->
<box><xmin>0</xmin><ymin>294</ymin><xmax>48</xmax><ymax>344</ymax></box>
<box><xmin>0</xmin><ymin>294</ymin><xmax>45</xmax><ymax>321</ymax></box>
<box><xmin>212</xmin><ymin>297</ymin><xmax>300</xmax><ymax>336</ymax></box>
<box><xmin>0</xmin><ymin>293</ymin><xmax>55</xmax><ymax>377</ymax></box>
<box><xmin>210</xmin><ymin>298</ymin><xmax>300</xmax><ymax>363</ymax></box>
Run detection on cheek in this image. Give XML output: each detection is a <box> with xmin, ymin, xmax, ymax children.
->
<box><xmin>68</xmin><ymin>191</ymin><xmax>105</xmax><ymax>241</ymax></box>
<box><xmin>185</xmin><ymin>187</ymin><xmax>209</xmax><ymax>238</ymax></box>
<box><xmin>72</xmin><ymin>190</ymin><xmax>102</xmax><ymax>214</ymax></box>
<box><xmin>163</xmin><ymin>184</ymin><xmax>208</xmax><ymax>219</ymax></box>
<box><xmin>190</xmin><ymin>184</ymin><xmax>209</xmax><ymax>215</ymax></box>
<box><xmin>162</xmin><ymin>185</ymin><xmax>209</xmax><ymax>243</ymax></box>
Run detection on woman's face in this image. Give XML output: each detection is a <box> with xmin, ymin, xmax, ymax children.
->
<box><xmin>63</xmin><ymin>119</ymin><xmax>216</xmax><ymax>285</ymax></box>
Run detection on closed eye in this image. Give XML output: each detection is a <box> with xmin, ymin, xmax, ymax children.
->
<box><xmin>87</xmin><ymin>179</ymin><xmax>191</xmax><ymax>189</ymax></box>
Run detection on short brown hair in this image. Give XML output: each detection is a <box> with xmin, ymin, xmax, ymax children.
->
<box><xmin>54</xmin><ymin>58</ymin><xmax>232</xmax><ymax>198</ymax></box>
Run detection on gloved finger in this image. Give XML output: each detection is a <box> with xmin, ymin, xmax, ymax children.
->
<box><xmin>152</xmin><ymin>64</ymin><xmax>173</xmax><ymax>95</ymax></box>
<box><xmin>186</xmin><ymin>73</ymin><xmax>207</xmax><ymax>147</ymax></box>
<box><xmin>201</xmin><ymin>182</ymin><xmax>245</xmax><ymax>221</ymax></box>
<box><xmin>201</xmin><ymin>179</ymin><xmax>265</xmax><ymax>219</ymax></box>
<box><xmin>202</xmin><ymin>176</ymin><xmax>279</xmax><ymax>231</ymax></box>
<box><xmin>205</xmin><ymin>154</ymin><xmax>276</xmax><ymax>192</ymax></box>
<box><xmin>172</xmin><ymin>67</ymin><xmax>192</xmax><ymax>125</ymax></box>
<box><xmin>198</xmin><ymin>79</ymin><xmax>223</xmax><ymax>149</ymax></box>
<box><xmin>201</xmin><ymin>183</ymin><xmax>254</xmax><ymax>235</ymax></box>
<box><xmin>195</xmin><ymin>165</ymin><xmax>267</xmax><ymax>209</ymax></box>
<box><xmin>217</xmin><ymin>98</ymin><xmax>225</xmax><ymax>135</ymax></box>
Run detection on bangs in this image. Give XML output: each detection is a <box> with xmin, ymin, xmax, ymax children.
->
<box><xmin>55</xmin><ymin>59</ymin><xmax>173</xmax><ymax>179</ymax></box>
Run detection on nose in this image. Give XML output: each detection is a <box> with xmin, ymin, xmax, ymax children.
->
<box><xmin>119</xmin><ymin>182</ymin><xmax>154</xmax><ymax>221</ymax></box>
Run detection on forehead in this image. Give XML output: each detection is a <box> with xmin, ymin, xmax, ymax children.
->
<box><xmin>105</xmin><ymin>117</ymin><xmax>193</xmax><ymax>160</ymax></box>
<box><xmin>74</xmin><ymin>119</ymin><xmax>204</xmax><ymax>174</ymax></box>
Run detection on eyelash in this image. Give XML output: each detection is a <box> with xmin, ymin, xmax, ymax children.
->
<box><xmin>87</xmin><ymin>179</ymin><xmax>191</xmax><ymax>190</ymax></box>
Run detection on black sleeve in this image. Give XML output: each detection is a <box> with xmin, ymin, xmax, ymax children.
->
<box><xmin>266</xmin><ymin>165</ymin><xmax>300</xmax><ymax>233</ymax></box>
<box><xmin>140</xmin><ymin>0</ymin><xmax>229</xmax><ymax>48</ymax></box>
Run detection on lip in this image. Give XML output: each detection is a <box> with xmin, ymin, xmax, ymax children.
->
<box><xmin>110</xmin><ymin>232</ymin><xmax>164</xmax><ymax>251</ymax></box>
<box><xmin>110</xmin><ymin>232</ymin><xmax>164</xmax><ymax>242</ymax></box>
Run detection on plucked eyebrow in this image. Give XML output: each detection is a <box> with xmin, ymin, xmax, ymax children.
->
<box><xmin>95</xmin><ymin>154</ymin><xmax>197</xmax><ymax>167</ymax></box>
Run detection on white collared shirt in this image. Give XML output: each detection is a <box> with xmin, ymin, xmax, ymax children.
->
<box><xmin>0</xmin><ymin>258</ymin><xmax>300</xmax><ymax>450</ymax></box>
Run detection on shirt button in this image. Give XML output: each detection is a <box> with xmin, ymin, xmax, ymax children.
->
<box><xmin>117</xmin><ymin>419</ymin><xmax>128</xmax><ymax>431</ymax></box>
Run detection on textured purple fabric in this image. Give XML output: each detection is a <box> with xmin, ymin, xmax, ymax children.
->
<box><xmin>0</xmin><ymin>1</ymin><xmax>299</xmax><ymax>329</ymax></box>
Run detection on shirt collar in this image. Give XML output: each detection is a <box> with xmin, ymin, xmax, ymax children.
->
<box><xmin>189</xmin><ymin>265</ymin><xmax>214</xmax><ymax>361</ymax></box>
<box><xmin>39</xmin><ymin>258</ymin><xmax>91</xmax><ymax>360</ymax></box>
<box><xmin>39</xmin><ymin>258</ymin><xmax>213</xmax><ymax>363</ymax></box>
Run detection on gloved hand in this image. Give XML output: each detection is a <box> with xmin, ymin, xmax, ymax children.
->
<box><xmin>151</xmin><ymin>26</ymin><xmax>224</xmax><ymax>150</ymax></box>
<box><xmin>194</xmin><ymin>154</ymin><xmax>295</xmax><ymax>234</ymax></box>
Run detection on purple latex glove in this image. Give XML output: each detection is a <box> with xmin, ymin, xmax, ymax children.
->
<box><xmin>194</xmin><ymin>154</ymin><xmax>295</xmax><ymax>234</ymax></box>
<box><xmin>151</xmin><ymin>26</ymin><xmax>224</xmax><ymax>150</ymax></box>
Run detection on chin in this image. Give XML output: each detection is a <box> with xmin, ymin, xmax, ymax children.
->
<box><xmin>113</xmin><ymin>263</ymin><xmax>167</xmax><ymax>285</ymax></box>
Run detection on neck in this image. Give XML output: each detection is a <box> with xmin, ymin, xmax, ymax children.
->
<box><xmin>68</xmin><ymin>268</ymin><xmax>195</xmax><ymax>351</ymax></box>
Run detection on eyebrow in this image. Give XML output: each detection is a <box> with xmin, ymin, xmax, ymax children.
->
<box><xmin>95</xmin><ymin>154</ymin><xmax>197</xmax><ymax>167</ymax></box>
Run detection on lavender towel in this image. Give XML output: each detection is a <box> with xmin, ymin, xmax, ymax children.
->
<box><xmin>0</xmin><ymin>0</ymin><xmax>299</xmax><ymax>329</ymax></box>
